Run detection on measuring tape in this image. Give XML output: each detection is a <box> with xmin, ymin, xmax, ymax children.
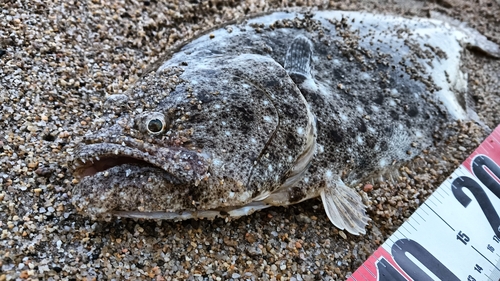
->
<box><xmin>348</xmin><ymin>126</ymin><xmax>500</xmax><ymax>281</ymax></box>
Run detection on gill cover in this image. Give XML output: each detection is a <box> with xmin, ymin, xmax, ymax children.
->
<box><xmin>160</xmin><ymin>53</ymin><xmax>316</xmax><ymax>201</ymax></box>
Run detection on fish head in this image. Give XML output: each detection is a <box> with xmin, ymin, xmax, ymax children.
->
<box><xmin>71</xmin><ymin>53</ymin><xmax>316</xmax><ymax>220</ymax></box>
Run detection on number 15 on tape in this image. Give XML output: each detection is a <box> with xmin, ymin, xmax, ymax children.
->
<box><xmin>348</xmin><ymin>126</ymin><xmax>500</xmax><ymax>281</ymax></box>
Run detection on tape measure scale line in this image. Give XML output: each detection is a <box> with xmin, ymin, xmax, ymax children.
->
<box><xmin>421</xmin><ymin>202</ymin><xmax>455</xmax><ymax>231</ymax></box>
<box><xmin>403</xmin><ymin>220</ymin><xmax>418</xmax><ymax>232</ymax></box>
<box><xmin>470</xmin><ymin>245</ymin><xmax>500</xmax><ymax>272</ymax></box>
<box><xmin>399</xmin><ymin>224</ymin><xmax>412</xmax><ymax>236</ymax></box>
<box><xmin>414</xmin><ymin>210</ymin><xmax>427</xmax><ymax>224</ymax></box>
<box><xmin>348</xmin><ymin>125</ymin><xmax>500</xmax><ymax>281</ymax></box>
<box><xmin>361</xmin><ymin>262</ymin><xmax>376</xmax><ymax>279</ymax></box>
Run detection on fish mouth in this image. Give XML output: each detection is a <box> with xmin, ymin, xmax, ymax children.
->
<box><xmin>75</xmin><ymin>155</ymin><xmax>156</xmax><ymax>178</ymax></box>
<box><xmin>70</xmin><ymin>142</ymin><xmax>219</xmax><ymax>219</ymax></box>
<box><xmin>71</xmin><ymin>143</ymin><xmax>268</xmax><ymax>220</ymax></box>
<box><xmin>73</xmin><ymin>143</ymin><xmax>168</xmax><ymax>179</ymax></box>
<box><xmin>72</xmin><ymin>142</ymin><xmax>208</xmax><ymax>182</ymax></box>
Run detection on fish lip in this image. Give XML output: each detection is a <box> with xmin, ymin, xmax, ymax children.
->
<box><xmin>72</xmin><ymin>141</ymin><xmax>210</xmax><ymax>182</ymax></box>
<box><xmin>72</xmin><ymin>142</ymin><xmax>172</xmax><ymax>179</ymax></box>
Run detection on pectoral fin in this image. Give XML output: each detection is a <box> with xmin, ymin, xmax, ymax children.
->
<box><xmin>320</xmin><ymin>178</ymin><xmax>370</xmax><ymax>235</ymax></box>
<box><xmin>284</xmin><ymin>35</ymin><xmax>313</xmax><ymax>83</ymax></box>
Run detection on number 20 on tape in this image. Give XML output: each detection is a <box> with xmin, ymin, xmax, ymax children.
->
<box><xmin>348</xmin><ymin>126</ymin><xmax>500</xmax><ymax>281</ymax></box>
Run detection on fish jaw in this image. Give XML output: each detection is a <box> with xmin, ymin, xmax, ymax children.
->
<box><xmin>71</xmin><ymin>160</ymin><xmax>270</xmax><ymax>221</ymax></box>
<box><xmin>71</xmin><ymin>133</ymin><xmax>284</xmax><ymax>219</ymax></box>
<box><xmin>110</xmin><ymin>202</ymin><xmax>272</xmax><ymax>221</ymax></box>
<box><xmin>71</xmin><ymin>155</ymin><xmax>270</xmax><ymax>221</ymax></box>
<box><xmin>72</xmin><ymin>142</ymin><xmax>210</xmax><ymax>183</ymax></box>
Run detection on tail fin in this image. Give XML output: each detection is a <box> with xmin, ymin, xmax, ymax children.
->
<box><xmin>429</xmin><ymin>11</ymin><xmax>500</xmax><ymax>58</ymax></box>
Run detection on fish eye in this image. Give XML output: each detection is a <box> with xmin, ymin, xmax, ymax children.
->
<box><xmin>147</xmin><ymin>118</ymin><xmax>164</xmax><ymax>133</ymax></box>
<box><xmin>137</xmin><ymin>112</ymin><xmax>168</xmax><ymax>135</ymax></box>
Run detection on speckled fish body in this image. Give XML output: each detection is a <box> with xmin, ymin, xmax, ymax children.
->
<box><xmin>71</xmin><ymin>10</ymin><xmax>499</xmax><ymax>234</ymax></box>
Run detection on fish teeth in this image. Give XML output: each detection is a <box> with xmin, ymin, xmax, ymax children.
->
<box><xmin>95</xmin><ymin>156</ymin><xmax>100</xmax><ymax>161</ymax></box>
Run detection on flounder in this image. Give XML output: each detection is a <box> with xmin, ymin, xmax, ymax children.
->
<box><xmin>71</xmin><ymin>10</ymin><xmax>499</xmax><ymax>235</ymax></box>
